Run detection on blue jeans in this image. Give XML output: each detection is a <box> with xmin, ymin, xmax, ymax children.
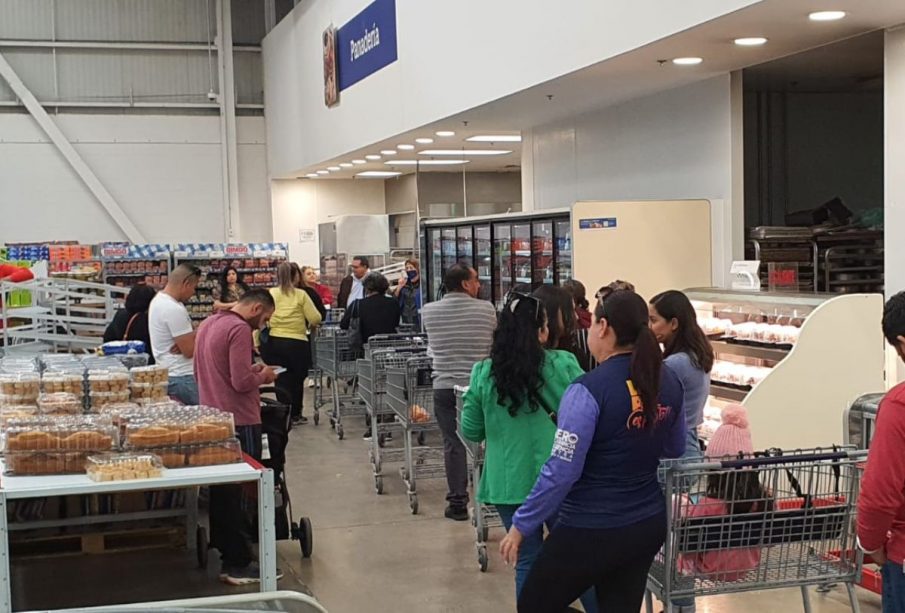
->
<box><xmin>168</xmin><ymin>375</ymin><xmax>199</xmax><ymax>405</ymax></box>
<box><xmin>496</xmin><ymin>504</ymin><xmax>598</xmax><ymax>613</ymax></box>
<box><xmin>883</xmin><ymin>562</ymin><xmax>905</xmax><ymax>613</ymax></box>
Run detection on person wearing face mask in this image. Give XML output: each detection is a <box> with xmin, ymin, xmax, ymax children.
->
<box><xmin>195</xmin><ymin>289</ymin><xmax>280</xmax><ymax>585</ymax></box>
<box><xmin>393</xmin><ymin>259</ymin><xmax>422</xmax><ymax>328</ymax></box>
<box><xmin>421</xmin><ymin>263</ymin><xmax>497</xmax><ymax>521</ymax></box>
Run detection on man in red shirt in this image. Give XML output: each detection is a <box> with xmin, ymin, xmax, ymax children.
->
<box><xmin>195</xmin><ymin>289</ymin><xmax>279</xmax><ymax>585</ymax></box>
<box><xmin>858</xmin><ymin>291</ymin><xmax>905</xmax><ymax>611</ymax></box>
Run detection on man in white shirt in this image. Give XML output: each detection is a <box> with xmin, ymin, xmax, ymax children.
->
<box><xmin>337</xmin><ymin>256</ymin><xmax>369</xmax><ymax>308</ymax></box>
<box><xmin>149</xmin><ymin>264</ymin><xmax>202</xmax><ymax>404</ymax></box>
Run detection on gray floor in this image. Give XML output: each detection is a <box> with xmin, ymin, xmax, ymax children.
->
<box><xmin>7</xmin><ymin>395</ymin><xmax>887</xmax><ymax>612</ymax></box>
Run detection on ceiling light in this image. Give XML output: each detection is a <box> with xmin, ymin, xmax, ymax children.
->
<box><xmin>386</xmin><ymin>159</ymin><xmax>469</xmax><ymax>166</ymax></box>
<box><xmin>352</xmin><ymin>159</ymin><xmax>367</xmax><ymax>165</ymax></box>
<box><xmin>316</xmin><ymin>170</ymin><xmax>329</xmax><ymax>175</ymax></box>
<box><xmin>734</xmin><ymin>37</ymin><xmax>768</xmax><ymax>46</ymax></box>
<box><xmin>415</xmin><ymin>137</ymin><xmax>434</xmax><ymax>144</ymax></box>
<box><xmin>466</xmin><ymin>135</ymin><xmax>522</xmax><ymax>143</ymax></box>
<box><xmin>809</xmin><ymin>10</ymin><xmax>846</xmax><ymax>21</ymax></box>
<box><xmin>672</xmin><ymin>57</ymin><xmax>703</xmax><ymax>66</ymax></box>
<box><xmin>339</xmin><ymin>162</ymin><xmax>353</xmax><ymax>168</ymax></box>
<box><xmin>419</xmin><ymin>149</ymin><xmax>512</xmax><ymax>156</ymax></box>
<box><xmin>397</xmin><ymin>144</ymin><xmax>415</xmax><ymax>150</ymax></box>
<box><xmin>328</xmin><ymin>166</ymin><xmax>341</xmax><ymax>171</ymax></box>
<box><xmin>435</xmin><ymin>130</ymin><xmax>456</xmax><ymax>137</ymax></box>
<box><xmin>356</xmin><ymin>171</ymin><xmax>402</xmax><ymax>178</ymax></box>
<box><xmin>380</xmin><ymin>150</ymin><xmax>397</xmax><ymax>155</ymax></box>
<box><xmin>305</xmin><ymin>173</ymin><xmax>319</xmax><ymax>178</ymax></box>
<box><xmin>365</xmin><ymin>154</ymin><xmax>381</xmax><ymax>160</ymax></box>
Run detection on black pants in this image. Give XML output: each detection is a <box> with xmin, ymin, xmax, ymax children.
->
<box><xmin>433</xmin><ymin>388</ymin><xmax>468</xmax><ymax>508</ymax></box>
<box><xmin>209</xmin><ymin>424</ymin><xmax>262</xmax><ymax>569</ymax></box>
<box><xmin>518</xmin><ymin>511</ymin><xmax>666</xmax><ymax>613</ymax></box>
<box><xmin>260</xmin><ymin>336</ymin><xmax>311</xmax><ymax>418</ymax></box>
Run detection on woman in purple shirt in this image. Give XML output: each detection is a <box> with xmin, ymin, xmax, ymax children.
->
<box><xmin>500</xmin><ymin>288</ymin><xmax>686</xmax><ymax>612</ymax></box>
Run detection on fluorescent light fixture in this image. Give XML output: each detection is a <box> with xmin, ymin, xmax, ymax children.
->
<box><xmin>316</xmin><ymin>170</ymin><xmax>329</xmax><ymax>175</ymax></box>
<box><xmin>328</xmin><ymin>166</ymin><xmax>341</xmax><ymax>171</ymax></box>
<box><xmin>386</xmin><ymin>159</ymin><xmax>469</xmax><ymax>166</ymax></box>
<box><xmin>419</xmin><ymin>149</ymin><xmax>512</xmax><ymax>156</ymax></box>
<box><xmin>734</xmin><ymin>37</ymin><xmax>768</xmax><ymax>46</ymax></box>
<box><xmin>352</xmin><ymin>159</ymin><xmax>367</xmax><ymax>164</ymax></box>
<box><xmin>415</xmin><ymin>137</ymin><xmax>434</xmax><ymax>144</ymax></box>
<box><xmin>397</xmin><ymin>144</ymin><xmax>415</xmax><ymax>150</ymax></box>
<box><xmin>305</xmin><ymin>173</ymin><xmax>319</xmax><ymax>178</ymax></box>
<box><xmin>339</xmin><ymin>162</ymin><xmax>354</xmax><ymax>168</ymax></box>
<box><xmin>435</xmin><ymin>130</ymin><xmax>456</xmax><ymax>137</ymax></box>
<box><xmin>380</xmin><ymin>150</ymin><xmax>397</xmax><ymax>155</ymax></box>
<box><xmin>809</xmin><ymin>10</ymin><xmax>846</xmax><ymax>21</ymax></box>
<box><xmin>466</xmin><ymin>135</ymin><xmax>522</xmax><ymax>143</ymax></box>
<box><xmin>672</xmin><ymin>57</ymin><xmax>703</xmax><ymax>66</ymax></box>
<box><xmin>365</xmin><ymin>154</ymin><xmax>382</xmax><ymax>160</ymax></box>
<box><xmin>356</xmin><ymin>171</ymin><xmax>401</xmax><ymax>178</ymax></box>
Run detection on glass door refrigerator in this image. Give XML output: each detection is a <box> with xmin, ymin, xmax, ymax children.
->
<box><xmin>532</xmin><ymin>220</ymin><xmax>554</xmax><ymax>287</ymax></box>
<box><xmin>429</xmin><ymin>228</ymin><xmax>443</xmax><ymax>301</ymax></box>
<box><xmin>440</xmin><ymin>228</ymin><xmax>457</xmax><ymax>297</ymax></box>
<box><xmin>512</xmin><ymin>222</ymin><xmax>532</xmax><ymax>291</ymax></box>
<box><xmin>493</xmin><ymin>223</ymin><xmax>512</xmax><ymax>308</ymax></box>
<box><xmin>554</xmin><ymin>217</ymin><xmax>573</xmax><ymax>284</ymax></box>
<box><xmin>474</xmin><ymin>225</ymin><xmax>492</xmax><ymax>301</ymax></box>
<box><xmin>456</xmin><ymin>226</ymin><xmax>473</xmax><ymax>266</ymax></box>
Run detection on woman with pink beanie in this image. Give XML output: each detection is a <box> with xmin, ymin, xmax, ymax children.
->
<box><xmin>671</xmin><ymin>404</ymin><xmax>765</xmax><ymax>613</ymax></box>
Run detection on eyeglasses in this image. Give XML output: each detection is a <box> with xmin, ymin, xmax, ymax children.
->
<box><xmin>505</xmin><ymin>292</ymin><xmax>543</xmax><ymax>321</ymax></box>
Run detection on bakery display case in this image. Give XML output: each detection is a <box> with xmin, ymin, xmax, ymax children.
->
<box><xmin>687</xmin><ymin>288</ymin><xmax>885</xmax><ymax>449</ymax></box>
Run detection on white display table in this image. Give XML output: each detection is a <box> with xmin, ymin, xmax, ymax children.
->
<box><xmin>0</xmin><ymin>460</ymin><xmax>276</xmax><ymax>612</ymax></box>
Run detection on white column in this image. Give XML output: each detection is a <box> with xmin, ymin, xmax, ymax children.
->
<box><xmin>520</xmin><ymin>128</ymin><xmax>535</xmax><ymax>212</ymax></box>
<box><xmin>886</xmin><ymin>26</ymin><xmax>905</xmax><ymax>298</ymax></box>
<box><xmin>217</xmin><ymin>0</ymin><xmax>241</xmax><ymax>240</ymax></box>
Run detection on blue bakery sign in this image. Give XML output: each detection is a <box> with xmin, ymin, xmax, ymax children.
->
<box><xmin>579</xmin><ymin>217</ymin><xmax>618</xmax><ymax>230</ymax></box>
<box><xmin>335</xmin><ymin>0</ymin><xmax>397</xmax><ymax>91</ymax></box>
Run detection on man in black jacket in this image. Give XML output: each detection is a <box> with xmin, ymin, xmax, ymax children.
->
<box><xmin>337</xmin><ymin>256</ymin><xmax>369</xmax><ymax>308</ymax></box>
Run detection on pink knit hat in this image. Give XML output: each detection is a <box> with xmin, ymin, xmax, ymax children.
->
<box><xmin>706</xmin><ymin>404</ymin><xmax>754</xmax><ymax>459</ymax></box>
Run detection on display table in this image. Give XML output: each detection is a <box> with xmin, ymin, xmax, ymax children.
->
<box><xmin>0</xmin><ymin>460</ymin><xmax>276</xmax><ymax>612</ymax></box>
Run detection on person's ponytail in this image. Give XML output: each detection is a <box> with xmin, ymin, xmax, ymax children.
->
<box><xmin>631</xmin><ymin>325</ymin><xmax>662</xmax><ymax>429</ymax></box>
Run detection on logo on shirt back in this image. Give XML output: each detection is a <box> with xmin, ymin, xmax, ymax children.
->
<box><xmin>552</xmin><ymin>429</ymin><xmax>579</xmax><ymax>462</ymax></box>
<box><xmin>625</xmin><ymin>380</ymin><xmax>670</xmax><ymax>430</ymax></box>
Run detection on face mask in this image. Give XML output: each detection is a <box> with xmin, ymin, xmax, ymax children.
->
<box><xmin>407</xmin><ymin>270</ymin><xmax>418</xmax><ymax>281</ymax></box>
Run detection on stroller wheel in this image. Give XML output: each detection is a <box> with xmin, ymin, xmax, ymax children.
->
<box><xmin>478</xmin><ymin>545</ymin><xmax>489</xmax><ymax>572</ymax></box>
<box><xmin>313</xmin><ymin>411</ymin><xmax>320</xmax><ymax>426</ymax></box>
<box><xmin>196</xmin><ymin>525</ymin><xmax>209</xmax><ymax>569</ymax></box>
<box><xmin>299</xmin><ymin>517</ymin><xmax>314</xmax><ymax>558</ymax></box>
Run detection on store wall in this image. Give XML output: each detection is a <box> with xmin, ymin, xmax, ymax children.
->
<box><xmin>262</xmin><ymin>0</ymin><xmax>759</xmax><ymax>176</ymax></box>
<box><xmin>0</xmin><ymin>114</ymin><xmax>271</xmax><ymax>245</ymax></box>
<box><xmin>270</xmin><ymin>178</ymin><xmax>386</xmax><ymax>265</ymax></box>
<box><xmin>417</xmin><ymin>172</ymin><xmax>522</xmax><ymax>219</ymax></box>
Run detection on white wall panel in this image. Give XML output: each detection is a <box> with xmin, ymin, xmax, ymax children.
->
<box><xmin>0</xmin><ymin>0</ymin><xmax>53</xmax><ymax>39</ymax></box>
<box><xmin>54</xmin><ymin>0</ymin><xmax>213</xmax><ymax>42</ymax></box>
<box><xmin>0</xmin><ymin>49</ymin><xmax>55</xmax><ymax>100</ymax></box>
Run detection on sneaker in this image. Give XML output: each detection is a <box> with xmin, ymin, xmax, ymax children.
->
<box><xmin>444</xmin><ymin>505</ymin><xmax>469</xmax><ymax>521</ymax></box>
<box><xmin>362</xmin><ymin>430</ymin><xmax>373</xmax><ymax>441</ymax></box>
<box><xmin>220</xmin><ymin>562</ymin><xmax>284</xmax><ymax>586</ymax></box>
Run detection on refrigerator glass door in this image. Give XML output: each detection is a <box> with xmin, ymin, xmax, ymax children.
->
<box><xmin>493</xmin><ymin>224</ymin><xmax>512</xmax><ymax>308</ymax></box>
<box><xmin>512</xmin><ymin>223</ymin><xmax>532</xmax><ymax>290</ymax></box>
<box><xmin>532</xmin><ymin>221</ymin><xmax>554</xmax><ymax>287</ymax></box>
<box><xmin>555</xmin><ymin>219</ymin><xmax>572</xmax><ymax>283</ymax></box>
<box><xmin>430</xmin><ymin>229</ymin><xmax>443</xmax><ymax>300</ymax></box>
<box><xmin>475</xmin><ymin>225</ymin><xmax>492</xmax><ymax>301</ymax></box>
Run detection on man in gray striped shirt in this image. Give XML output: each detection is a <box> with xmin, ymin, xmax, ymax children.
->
<box><xmin>421</xmin><ymin>263</ymin><xmax>497</xmax><ymax>521</ymax></box>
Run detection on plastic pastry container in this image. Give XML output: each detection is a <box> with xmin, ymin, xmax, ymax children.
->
<box><xmin>86</xmin><ymin>452</ymin><xmax>163</xmax><ymax>481</ymax></box>
<box><xmin>129</xmin><ymin>365</ymin><xmax>169</xmax><ymax>385</ymax></box>
<box><xmin>0</xmin><ymin>405</ymin><xmax>39</xmax><ymax>428</ymax></box>
<box><xmin>4</xmin><ymin>451</ymin><xmax>92</xmax><ymax>476</ymax></box>
<box><xmin>0</xmin><ymin>357</ymin><xmax>38</xmax><ymax>374</ymax></box>
<box><xmin>89</xmin><ymin>390</ymin><xmax>132</xmax><ymax>409</ymax></box>
<box><xmin>184</xmin><ymin>438</ymin><xmax>242</xmax><ymax>467</ymax></box>
<box><xmin>0</xmin><ymin>373</ymin><xmax>40</xmax><ymax>400</ymax></box>
<box><xmin>116</xmin><ymin>353</ymin><xmax>150</xmax><ymax>369</ymax></box>
<box><xmin>122</xmin><ymin>407</ymin><xmax>235</xmax><ymax>448</ymax></box>
<box><xmin>37</xmin><ymin>392</ymin><xmax>83</xmax><ymax>415</ymax></box>
<box><xmin>130</xmin><ymin>382</ymin><xmax>169</xmax><ymax>403</ymax></box>
<box><xmin>2</xmin><ymin>416</ymin><xmax>118</xmax><ymax>452</ymax></box>
<box><xmin>41</xmin><ymin>373</ymin><xmax>85</xmax><ymax>397</ymax></box>
<box><xmin>87</xmin><ymin>371</ymin><xmax>130</xmax><ymax>393</ymax></box>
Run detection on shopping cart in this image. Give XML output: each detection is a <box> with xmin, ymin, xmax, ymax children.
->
<box><xmin>364</xmin><ymin>332</ymin><xmax>428</xmax><ymax>357</ymax></box>
<box><xmin>71</xmin><ymin>589</ymin><xmax>329</xmax><ymax>612</ymax></box>
<box><xmin>358</xmin><ymin>346</ymin><xmax>427</xmax><ymax>496</ymax></box>
<box><xmin>315</xmin><ymin>326</ymin><xmax>365</xmax><ymax>440</ymax></box>
<box><xmin>454</xmin><ymin>385</ymin><xmax>502</xmax><ymax>572</ymax></box>
<box><xmin>386</xmin><ymin>355</ymin><xmax>444</xmax><ymax>514</ymax></box>
<box><xmin>308</xmin><ymin>309</ymin><xmax>344</xmax><ymax>425</ymax></box>
<box><xmin>646</xmin><ymin>447</ymin><xmax>865</xmax><ymax>613</ymax></box>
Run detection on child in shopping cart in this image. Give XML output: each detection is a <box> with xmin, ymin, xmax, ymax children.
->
<box><xmin>669</xmin><ymin>405</ymin><xmax>765</xmax><ymax>613</ymax></box>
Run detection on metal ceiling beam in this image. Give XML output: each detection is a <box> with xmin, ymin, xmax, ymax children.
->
<box><xmin>0</xmin><ymin>40</ymin><xmax>261</xmax><ymax>53</ymax></box>
<box><xmin>0</xmin><ymin>50</ymin><xmax>146</xmax><ymax>243</ymax></box>
<box><xmin>0</xmin><ymin>100</ymin><xmax>264</xmax><ymax>110</ymax></box>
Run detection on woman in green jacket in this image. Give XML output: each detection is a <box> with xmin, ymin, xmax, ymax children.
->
<box><xmin>461</xmin><ymin>292</ymin><xmax>590</xmax><ymax>607</ymax></box>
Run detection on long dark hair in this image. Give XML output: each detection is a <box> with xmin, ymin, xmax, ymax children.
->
<box><xmin>706</xmin><ymin>471</ymin><xmax>770</xmax><ymax>515</ymax></box>
<box><xmin>290</xmin><ymin>262</ymin><xmax>307</xmax><ymax>289</ymax></box>
<box><xmin>219</xmin><ymin>267</ymin><xmax>249</xmax><ymax>301</ymax></box>
<box><xmin>650</xmin><ymin>290</ymin><xmax>714</xmax><ymax>373</ymax></box>
<box><xmin>491</xmin><ymin>293</ymin><xmax>548</xmax><ymax>417</ymax></box>
<box><xmin>532</xmin><ymin>285</ymin><xmax>576</xmax><ymax>352</ymax></box>
<box><xmin>562</xmin><ymin>279</ymin><xmax>589</xmax><ymax>311</ymax></box>
<box><xmin>125</xmin><ymin>284</ymin><xmax>156</xmax><ymax>315</ymax></box>
<box><xmin>595</xmin><ymin>290</ymin><xmax>662</xmax><ymax>429</ymax></box>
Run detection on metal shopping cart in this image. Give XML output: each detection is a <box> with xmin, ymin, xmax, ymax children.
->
<box><xmin>358</xmin><ymin>346</ymin><xmax>427</xmax><ymax>496</ymax></box>
<box><xmin>646</xmin><ymin>447</ymin><xmax>866</xmax><ymax>613</ymax></box>
<box><xmin>307</xmin><ymin>309</ymin><xmax>344</xmax><ymax>425</ymax></box>
<box><xmin>386</xmin><ymin>355</ymin><xmax>445</xmax><ymax>514</ymax></box>
<box><xmin>454</xmin><ymin>385</ymin><xmax>502</xmax><ymax>572</ymax></box>
<box><xmin>315</xmin><ymin>326</ymin><xmax>365</xmax><ymax>440</ymax></box>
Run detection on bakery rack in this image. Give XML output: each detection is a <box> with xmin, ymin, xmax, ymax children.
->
<box><xmin>100</xmin><ymin>243</ymin><xmax>171</xmax><ymax>290</ymax></box>
<box><xmin>687</xmin><ymin>288</ymin><xmax>885</xmax><ymax>450</ymax></box>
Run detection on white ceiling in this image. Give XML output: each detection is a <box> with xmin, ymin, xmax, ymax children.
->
<box><xmin>299</xmin><ymin>0</ymin><xmax>905</xmax><ymax>180</ymax></box>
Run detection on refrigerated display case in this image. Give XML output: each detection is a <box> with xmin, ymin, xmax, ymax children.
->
<box><xmin>422</xmin><ymin>209</ymin><xmax>571</xmax><ymax>307</ymax></box>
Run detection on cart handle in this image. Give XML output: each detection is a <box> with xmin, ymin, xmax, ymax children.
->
<box><xmin>719</xmin><ymin>450</ymin><xmax>852</xmax><ymax>469</ymax></box>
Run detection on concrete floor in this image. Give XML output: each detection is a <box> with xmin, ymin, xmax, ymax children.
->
<box><xmin>7</xmin><ymin>396</ymin><xmax>886</xmax><ymax>612</ymax></box>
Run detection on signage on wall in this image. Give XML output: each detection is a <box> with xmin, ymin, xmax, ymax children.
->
<box><xmin>578</xmin><ymin>217</ymin><xmax>618</xmax><ymax>230</ymax></box>
<box><xmin>730</xmin><ymin>260</ymin><xmax>761</xmax><ymax>291</ymax></box>
<box><xmin>334</xmin><ymin>0</ymin><xmax>397</xmax><ymax>93</ymax></box>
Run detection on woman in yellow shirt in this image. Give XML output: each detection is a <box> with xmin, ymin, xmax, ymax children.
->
<box><xmin>260</xmin><ymin>262</ymin><xmax>323</xmax><ymax>424</ymax></box>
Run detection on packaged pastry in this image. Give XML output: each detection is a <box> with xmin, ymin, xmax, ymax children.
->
<box><xmin>87</xmin><ymin>371</ymin><xmax>130</xmax><ymax>393</ymax></box>
<box><xmin>41</xmin><ymin>373</ymin><xmax>85</xmax><ymax>397</ymax></box>
<box><xmin>37</xmin><ymin>392</ymin><xmax>83</xmax><ymax>415</ymax></box>
<box><xmin>155</xmin><ymin>446</ymin><xmax>188</xmax><ymax>468</ymax></box>
<box><xmin>130</xmin><ymin>365</ymin><xmax>168</xmax><ymax>385</ymax></box>
<box><xmin>89</xmin><ymin>390</ymin><xmax>132</xmax><ymax>409</ymax></box>
<box><xmin>116</xmin><ymin>353</ymin><xmax>150</xmax><ymax>370</ymax></box>
<box><xmin>185</xmin><ymin>439</ymin><xmax>243</xmax><ymax>466</ymax></box>
<box><xmin>3</xmin><ymin>416</ymin><xmax>117</xmax><ymax>452</ymax></box>
<box><xmin>81</xmin><ymin>356</ymin><xmax>128</xmax><ymax>372</ymax></box>
<box><xmin>86</xmin><ymin>452</ymin><xmax>163</xmax><ymax>481</ymax></box>
<box><xmin>0</xmin><ymin>373</ymin><xmax>40</xmax><ymax>400</ymax></box>
<box><xmin>130</xmin><ymin>382</ymin><xmax>169</xmax><ymax>403</ymax></box>
<box><xmin>4</xmin><ymin>451</ymin><xmax>91</xmax><ymax>476</ymax></box>
<box><xmin>0</xmin><ymin>405</ymin><xmax>39</xmax><ymax>428</ymax></box>
<box><xmin>124</xmin><ymin>422</ymin><xmax>181</xmax><ymax>448</ymax></box>
<box><xmin>0</xmin><ymin>357</ymin><xmax>38</xmax><ymax>374</ymax></box>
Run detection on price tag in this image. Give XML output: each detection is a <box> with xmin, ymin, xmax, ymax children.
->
<box><xmin>173</xmin><ymin>251</ymin><xmax>189</xmax><ymax>258</ymax></box>
<box><xmin>253</xmin><ymin>250</ymin><xmax>269</xmax><ymax>258</ymax></box>
<box><xmin>730</xmin><ymin>260</ymin><xmax>761</xmax><ymax>291</ymax></box>
<box><xmin>208</xmin><ymin>251</ymin><xmax>225</xmax><ymax>258</ymax></box>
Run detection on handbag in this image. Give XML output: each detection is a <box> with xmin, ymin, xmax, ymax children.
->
<box><xmin>347</xmin><ymin>299</ymin><xmax>364</xmax><ymax>354</ymax></box>
<box><xmin>122</xmin><ymin>313</ymin><xmax>141</xmax><ymax>341</ymax></box>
